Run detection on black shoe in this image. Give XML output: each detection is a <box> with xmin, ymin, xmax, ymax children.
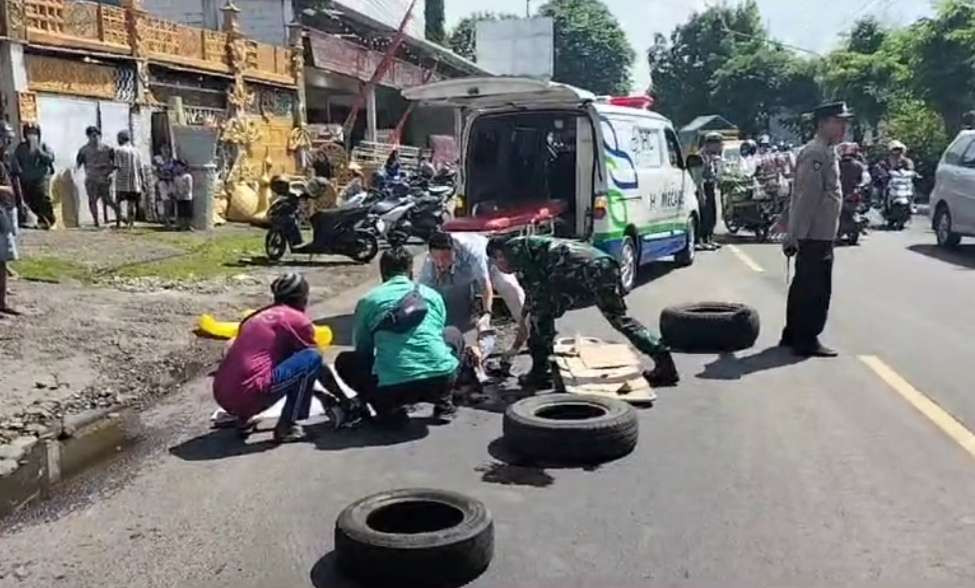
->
<box><xmin>272</xmin><ymin>423</ymin><xmax>306</xmax><ymax>443</ymax></box>
<box><xmin>518</xmin><ymin>371</ymin><xmax>554</xmax><ymax>390</ymax></box>
<box><xmin>794</xmin><ymin>343</ymin><xmax>838</xmax><ymax>358</ymax></box>
<box><xmin>779</xmin><ymin>330</ymin><xmax>793</xmax><ymax>348</ymax></box>
<box><xmin>644</xmin><ymin>352</ymin><xmax>679</xmax><ymax>387</ymax></box>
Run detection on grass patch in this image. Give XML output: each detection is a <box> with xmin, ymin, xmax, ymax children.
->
<box><xmin>10</xmin><ymin>256</ymin><xmax>94</xmax><ymax>283</ymax></box>
<box><xmin>108</xmin><ymin>233</ymin><xmax>265</xmax><ymax>281</ymax></box>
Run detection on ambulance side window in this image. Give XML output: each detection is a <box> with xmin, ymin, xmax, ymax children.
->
<box><xmin>664</xmin><ymin>129</ymin><xmax>684</xmax><ymax>169</ymax></box>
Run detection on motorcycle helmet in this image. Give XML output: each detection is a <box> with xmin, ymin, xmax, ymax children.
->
<box><xmin>704</xmin><ymin>131</ymin><xmax>724</xmax><ymax>144</ymax></box>
<box><xmin>758</xmin><ymin>134</ymin><xmax>772</xmax><ymax>147</ymax></box>
<box><xmin>838</xmin><ymin>142</ymin><xmax>859</xmax><ymax>158</ymax></box>
<box><xmin>740</xmin><ymin>140</ymin><xmax>758</xmax><ymax>157</ymax></box>
<box><xmin>889</xmin><ymin>140</ymin><xmax>907</xmax><ymax>153</ymax></box>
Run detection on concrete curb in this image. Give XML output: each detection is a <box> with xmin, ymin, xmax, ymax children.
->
<box><xmin>0</xmin><ymin>267</ymin><xmax>383</xmax><ymax>520</ymax></box>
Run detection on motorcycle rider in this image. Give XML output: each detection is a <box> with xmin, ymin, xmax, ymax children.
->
<box><xmin>873</xmin><ymin>140</ymin><xmax>916</xmax><ymax>215</ymax></box>
<box><xmin>697</xmin><ymin>132</ymin><xmax>724</xmax><ymax>251</ymax></box>
<box><xmin>837</xmin><ymin>142</ymin><xmax>870</xmax><ymax>241</ymax></box>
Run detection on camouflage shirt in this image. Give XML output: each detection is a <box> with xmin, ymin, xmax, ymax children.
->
<box><xmin>502</xmin><ymin>236</ymin><xmax>615</xmax><ymax>317</ymax></box>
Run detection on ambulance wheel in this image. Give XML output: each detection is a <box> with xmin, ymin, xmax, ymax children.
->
<box><xmin>619</xmin><ymin>235</ymin><xmax>639</xmax><ymax>293</ymax></box>
<box><xmin>675</xmin><ymin>216</ymin><xmax>696</xmax><ymax>267</ymax></box>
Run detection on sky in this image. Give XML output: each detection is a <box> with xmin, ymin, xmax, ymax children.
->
<box><xmin>444</xmin><ymin>0</ymin><xmax>936</xmax><ymax>93</ymax></box>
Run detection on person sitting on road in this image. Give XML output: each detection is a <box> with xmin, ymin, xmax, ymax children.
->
<box><xmin>487</xmin><ymin>235</ymin><xmax>679</xmax><ymax>390</ymax></box>
<box><xmin>419</xmin><ymin>231</ymin><xmax>526</xmax><ymax>330</ymax></box>
<box><xmin>213</xmin><ymin>273</ymin><xmax>346</xmax><ymax>442</ymax></box>
<box><xmin>335</xmin><ymin>247</ymin><xmax>463</xmax><ymax>426</ymax></box>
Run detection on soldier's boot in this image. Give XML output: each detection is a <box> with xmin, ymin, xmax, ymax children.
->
<box><xmin>518</xmin><ymin>369</ymin><xmax>554</xmax><ymax>391</ymax></box>
<box><xmin>644</xmin><ymin>351</ymin><xmax>679</xmax><ymax>387</ymax></box>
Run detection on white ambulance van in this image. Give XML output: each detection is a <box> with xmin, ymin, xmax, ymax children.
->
<box><xmin>404</xmin><ymin>77</ymin><xmax>701</xmax><ymax>291</ymax></box>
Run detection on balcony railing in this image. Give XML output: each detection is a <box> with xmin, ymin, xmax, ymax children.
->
<box><xmin>6</xmin><ymin>0</ymin><xmax>296</xmax><ymax>85</ymax></box>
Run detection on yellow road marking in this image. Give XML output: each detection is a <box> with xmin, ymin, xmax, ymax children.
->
<box><xmin>727</xmin><ymin>245</ymin><xmax>764</xmax><ymax>273</ymax></box>
<box><xmin>860</xmin><ymin>355</ymin><xmax>975</xmax><ymax>459</ymax></box>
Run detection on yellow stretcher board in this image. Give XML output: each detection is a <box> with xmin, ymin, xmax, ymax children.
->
<box><xmin>197</xmin><ymin>313</ymin><xmax>333</xmax><ymax>349</ymax></box>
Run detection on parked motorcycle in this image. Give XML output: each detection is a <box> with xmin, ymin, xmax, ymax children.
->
<box><xmin>882</xmin><ymin>169</ymin><xmax>917</xmax><ymax>231</ymax></box>
<box><xmin>265</xmin><ymin>177</ymin><xmax>379</xmax><ymax>263</ymax></box>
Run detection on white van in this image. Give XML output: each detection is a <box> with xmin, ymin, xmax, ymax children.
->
<box><xmin>403</xmin><ymin>77</ymin><xmax>701</xmax><ymax>292</ymax></box>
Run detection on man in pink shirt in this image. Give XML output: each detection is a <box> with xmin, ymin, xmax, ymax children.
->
<box><xmin>213</xmin><ymin>273</ymin><xmax>346</xmax><ymax>442</ymax></box>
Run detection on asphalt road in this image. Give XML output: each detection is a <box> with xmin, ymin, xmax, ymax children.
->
<box><xmin>3</xmin><ymin>218</ymin><xmax>975</xmax><ymax>587</ymax></box>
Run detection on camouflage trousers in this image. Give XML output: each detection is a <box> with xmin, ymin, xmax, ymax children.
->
<box><xmin>526</xmin><ymin>257</ymin><xmax>668</xmax><ymax>375</ymax></box>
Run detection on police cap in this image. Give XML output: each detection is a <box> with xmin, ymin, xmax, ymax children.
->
<box><xmin>812</xmin><ymin>101</ymin><xmax>855</xmax><ymax>122</ymax></box>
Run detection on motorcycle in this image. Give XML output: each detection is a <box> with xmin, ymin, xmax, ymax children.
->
<box><xmin>882</xmin><ymin>169</ymin><xmax>917</xmax><ymax>231</ymax></box>
<box><xmin>720</xmin><ymin>173</ymin><xmax>782</xmax><ymax>242</ymax></box>
<box><xmin>264</xmin><ymin>177</ymin><xmax>379</xmax><ymax>263</ymax></box>
<box><xmin>837</xmin><ymin>188</ymin><xmax>869</xmax><ymax>245</ymax></box>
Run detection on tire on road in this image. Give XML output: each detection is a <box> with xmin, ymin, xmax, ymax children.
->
<box><xmin>660</xmin><ymin>302</ymin><xmax>760</xmax><ymax>352</ymax></box>
<box><xmin>335</xmin><ymin>488</ymin><xmax>494</xmax><ymax>587</ymax></box>
<box><xmin>503</xmin><ymin>394</ymin><xmax>638</xmax><ymax>463</ymax></box>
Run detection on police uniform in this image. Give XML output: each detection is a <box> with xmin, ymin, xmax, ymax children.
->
<box><xmin>781</xmin><ymin>102</ymin><xmax>852</xmax><ymax>356</ymax></box>
<box><xmin>500</xmin><ymin>236</ymin><xmax>676</xmax><ymax>383</ymax></box>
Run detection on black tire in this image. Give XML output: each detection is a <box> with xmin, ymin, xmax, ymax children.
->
<box><xmin>935</xmin><ymin>206</ymin><xmax>962</xmax><ymax>248</ymax></box>
<box><xmin>755</xmin><ymin>225</ymin><xmax>770</xmax><ymax>242</ymax></box>
<box><xmin>674</xmin><ymin>216</ymin><xmax>696</xmax><ymax>267</ymax></box>
<box><xmin>660</xmin><ymin>302</ymin><xmax>760</xmax><ymax>352</ymax></box>
<box><xmin>265</xmin><ymin>229</ymin><xmax>287</xmax><ymax>261</ymax></box>
<box><xmin>724</xmin><ymin>219</ymin><xmax>740</xmax><ymax>234</ymax></box>
<box><xmin>619</xmin><ymin>235</ymin><xmax>638</xmax><ymax>293</ymax></box>
<box><xmin>503</xmin><ymin>394</ymin><xmax>638</xmax><ymax>463</ymax></box>
<box><xmin>335</xmin><ymin>488</ymin><xmax>494</xmax><ymax>587</ymax></box>
<box><xmin>350</xmin><ymin>231</ymin><xmax>379</xmax><ymax>263</ymax></box>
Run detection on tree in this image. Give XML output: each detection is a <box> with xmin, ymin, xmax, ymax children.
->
<box><xmin>819</xmin><ymin>20</ymin><xmax>907</xmax><ymax>140</ymax></box>
<box><xmin>425</xmin><ymin>0</ymin><xmax>445</xmax><ymax>43</ymax></box>
<box><xmin>901</xmin><ymin>0</ymin><xmax>975</xmax><ymax>135</ymax></box>
<box><xmin>649</xmin><ymin>0</ymin><xmax>815</xmax><ymax>133</ymax></box>
<box><xmin>648</xmin><ymin>1</ymin><xmax>768</xmax><ymax>127</ymax></box>
<box><xmin>447</xmin><ymin>12</ymin><xmax>519</xmax><ymax>61</ymax></box>
<box><xmin>538</xmin><ymin>0</ymin><xmax>635</xmax><ymax>95</ymax></box>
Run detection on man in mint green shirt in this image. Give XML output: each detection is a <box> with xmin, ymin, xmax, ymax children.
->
<box><xmin>335</xmin><ymin>247</ymin><xmax>462</xmax><ymax>424</ymax></box>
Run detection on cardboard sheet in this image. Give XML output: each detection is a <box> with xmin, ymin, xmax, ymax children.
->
<box><xmin>552</xmin><ymin>337</ymin><xmax>656</xmax><ymax>405</ymax></box>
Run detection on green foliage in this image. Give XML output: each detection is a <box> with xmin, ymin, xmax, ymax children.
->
<box><xmin>649</xmin><ymin>1</ymin><xmax>817</xmax><ymax>134</ymax></box>
<box><xmin>900</xmin><ymin>0</ymin><xmax>975</xmax><ymax>134</ymax></box>
<box><xmin>538</xmin><ymin>0</ymin><xmax>635</xmax><ymax>95</ymax></box>
<box><xmin>447</xmin><ymin>12</ymin><xmax>519</xmax><ymax>61</ymax></box>
<box><xmin>649</xmin><ymin>1</ymin><xmax>765</xmax><ymax>127</ymax></box>
<box><xmin>425</xmin><ymin>0</ymin><xmax>446</xmax><ymax>43</ymax></box>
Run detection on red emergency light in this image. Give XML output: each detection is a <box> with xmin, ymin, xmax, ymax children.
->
<box><xmin>607</xmin><ymin>95</ymin><xmax>654</xmax><ymax>110</ymax></box>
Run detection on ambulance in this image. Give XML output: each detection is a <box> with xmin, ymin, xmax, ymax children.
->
<box><xmin>403</xmin><ymin>77</ymin><xmax>701</xmax><ymax>292</ymax></box>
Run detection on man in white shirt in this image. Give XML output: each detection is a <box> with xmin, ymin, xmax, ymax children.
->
<box><xmin>418</xmin><ymin>231</ymin><xmax>525</xmax><ymax>330</ymax></box>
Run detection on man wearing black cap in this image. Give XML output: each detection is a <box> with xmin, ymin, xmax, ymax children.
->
<box><xmin>779</xmin><ymin>102</ymin><xmax>853</xmax><ymax>357</ymax></box>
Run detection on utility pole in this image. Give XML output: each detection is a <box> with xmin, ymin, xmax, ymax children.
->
<box><xmin>526</xmin><ymin>0</ymin><xmax>531</xmax><ymax>18</ymax></box>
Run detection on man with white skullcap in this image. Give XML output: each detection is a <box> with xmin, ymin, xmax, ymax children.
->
<box><xmin>213</xmin><ymin>272</ymin><xmax>348</xmax><ymax>442</ymax></box>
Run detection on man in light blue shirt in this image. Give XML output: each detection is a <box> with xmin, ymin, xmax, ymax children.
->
<box><xmin>418</xmin><ymin>231</ymin><xmax>525</xmax><ymax>330</ymax></box>
<box><xmin>336</xmin><ymin>247</ymin><xmax>463</xmax><ymax>424</ymax></box>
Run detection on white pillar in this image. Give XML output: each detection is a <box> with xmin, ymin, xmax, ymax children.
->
<box><xmin>365</xmin><ymin>85</ymin><xmax>377</xmax><ymax>142</ymax></box>
<box><xmin>0</xmin><ymin>42</ymin><xmax>28</xmax><ymax>131</ymax></box>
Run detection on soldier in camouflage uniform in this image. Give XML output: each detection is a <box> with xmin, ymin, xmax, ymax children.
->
<box><xmin>487</xmin><ymin>235</ymin><xmax>679</xmax><ymax>389</ymax></box>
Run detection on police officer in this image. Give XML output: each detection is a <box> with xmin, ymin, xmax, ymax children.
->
<box><xmin>487</xmin><ymin>235</ymin><xmax>679</xmax><ymax>389</ymax></box>
<box><xmin>780</xmin><ymin>102</ymin><xmax>853</xmax><ymax>357</ymax></box>
<box><xmin>697</xmin><ymin>131</ymin><xmax>723</xmax><ymax>251</ymax></box>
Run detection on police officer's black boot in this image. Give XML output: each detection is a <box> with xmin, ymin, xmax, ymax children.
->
<box><xmin>644</xmin><ymin>351</ymin><xmax>679</xmax><ymax>387</ymax></box>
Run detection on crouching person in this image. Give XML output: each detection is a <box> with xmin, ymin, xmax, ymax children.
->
<box><xmin>213</xmin><ymin>273</ymin><xmax>345</xmax><ymax>442</ymax></box>
<box><xmin>336</xmin><ymin>247</ymin><xmax>463</xmax><ymax>426</ymax></box>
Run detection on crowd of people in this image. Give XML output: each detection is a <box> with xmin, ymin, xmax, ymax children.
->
<box><xmin>0</xmin><ymin>122</ymin><xmax>193</xmax><ymax>231</ymax></box>
<box><xmin>211</xmin><ymin>230</ymin><xmax>681</xmax><ymax>441</ymax></box>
